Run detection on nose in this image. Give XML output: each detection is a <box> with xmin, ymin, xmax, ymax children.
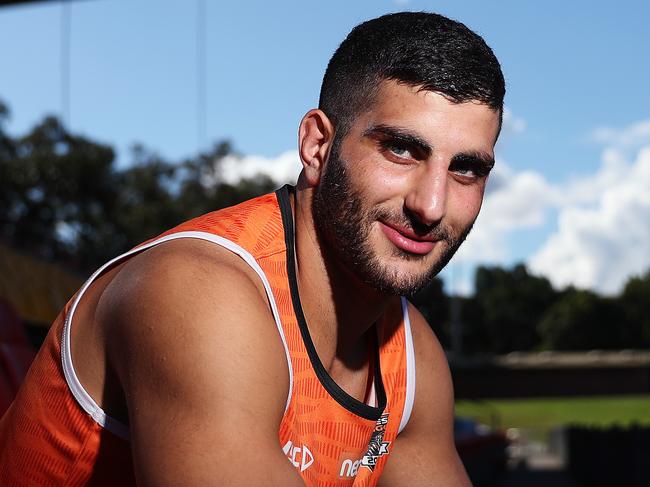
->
<box><xmin>404</xmin><ymin>163</ymin><xmax>448</xmax><ymax>227</ymax></box>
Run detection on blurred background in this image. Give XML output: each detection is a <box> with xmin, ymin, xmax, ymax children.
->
<box><xmin>1</xmin><ymin>1</ymin><xmax>649</xmax><ymax>485</ymax></box>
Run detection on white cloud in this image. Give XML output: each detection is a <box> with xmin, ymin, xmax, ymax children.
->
<box><xmin>453</xmin><ymin>118</ymin><xmax>650</xmax><ymax>296</ymax></box>
<box><xmin>529</xmin><ymin>146</ymin><xmax>650</xmax><ymax>294</ymax></box>
<box><xmin>555</xmin><ymin>148</ymin><xmax>629</xmax><ymax>206</ymax></box>
<box><xmin>502</xmin><ymin>107</ymin><xmax>527</xmax><ymax>135</ymax></box>
<box><xmin>217</xmin><ymin>150</ymin><xmax>302</xmax><ymax>185</ymax></box>
<box><xmin>452</xmin><ymin>158</ymin><xmax>553</xmax><ymax>264</ymax></box>
<box><xmin>483</xmin><ymin>168</ymin><xmax>552</xmax><ymax>230</ymax></box>
<box><xmin>589</xmin><ymin>119</ymin><xmax>650</xmax><ymax>149</ymax></box>
<box><xmin>494</xmin><ymin>107</ymin><xmax>527</xmax><ymax>156</ymax></box>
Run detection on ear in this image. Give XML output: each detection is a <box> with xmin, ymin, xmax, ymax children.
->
<box><xmin>298</xmin><ymin>109</ymin><xmax>335</xmax><ymax>187</ymax></box>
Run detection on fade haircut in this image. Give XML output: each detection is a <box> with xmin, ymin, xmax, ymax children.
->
<box><xmin>319</xmin><ymin>12</ymin><xmax>506</xmax><ymax>138</ymax></box>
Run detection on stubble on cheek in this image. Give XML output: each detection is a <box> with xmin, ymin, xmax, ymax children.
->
<box><xmin>312</xmin><ymin>150</ymin><xmax>476</xmax><ymax>295</ymax></box>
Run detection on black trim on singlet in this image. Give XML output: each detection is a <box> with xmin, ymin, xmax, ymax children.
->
<box><xmin>276</xmin><ymin>184</ymin><xmax>387</xmax><ymax>421</ymax></box>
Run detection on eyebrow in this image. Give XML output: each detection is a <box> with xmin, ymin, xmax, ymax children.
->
<box><xmin>362</xmin><ymin>124</ymin><xmax>433</xmax><ymax>158</ymax></box>
<box><xmin>451</xmin><ymin>150</ymin><xmax>496</xmax><ymax>172</ymax></box>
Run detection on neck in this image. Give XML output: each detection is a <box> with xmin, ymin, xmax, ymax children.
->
<box><xmin>291</xmin><ymin>184</ymin><xmax>392</xmax><ymax>373</ymax></box>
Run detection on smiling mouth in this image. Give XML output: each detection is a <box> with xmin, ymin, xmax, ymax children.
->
<box><xmin>378</xmin><ymin>222</ymin><xmax>438</xmax><ymax>255</ymax></box>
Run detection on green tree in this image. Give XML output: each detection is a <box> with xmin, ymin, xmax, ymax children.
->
<box><xmin>458</xmin><ymin>295</ymin><xmax>490</xmax><ymax>355</ymax></box>
<box><xmin>619</xmin><ymin>270</ymin><xmax>650</xmax><ymax>348</ymax></box>
<box><xmin>538</xmin><ymin>288</ymin><xmax>628</xmax><ymax>350</ymax></box>
<box><xmin>0</xmin><ymin>104</ymin><xmax>279</xmax><ymax>274</ymax></box>
<box><xmin>0</xmin><ymin>101</ymin><xmax>17</xmax><ymax>229</ymax></box>
<box><xmin>410</xmin><ymin>278</ymin><xmax>450</xmax><ymax>347</ymax></box>
<box><xmin>177</xmin><ymin>141</ymin><xmax>277</xmax><ymax>218</ymax></box>
<box><xmin>0</xmin><ymin>115</ymin><xmax>117</xmax><ymax>269</ymax></box>
<box><xmin>472</xmin><ymin>263</ymin><xmax>558</xmax><ymax>353</ymax></box>
<box><xmin>110</xmin><ymin>144</ymin><xmax>182</xmax><ymax>256</ymax></box>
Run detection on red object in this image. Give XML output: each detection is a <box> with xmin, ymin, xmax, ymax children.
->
<box><xmin>0</xmin><ymin>298</ymin><xmax>37</xmax><ymax>415</ymax></box>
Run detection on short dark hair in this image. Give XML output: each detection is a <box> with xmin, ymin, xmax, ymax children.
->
<box><xmin>319</xmin><ymin>12</ymin><xmax>506</xmax><ymax>137</ymax></box>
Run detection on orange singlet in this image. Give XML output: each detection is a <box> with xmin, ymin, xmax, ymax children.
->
<box><xmin>0</xmin><ymin>186</ymin><xmax>416</xmax><ymax>486</ymax></box>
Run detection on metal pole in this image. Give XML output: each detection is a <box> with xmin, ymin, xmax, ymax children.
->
<box><xmin>60</xmin><ymin>0</ymin><xmax>71</xmax><ymax>127</ymax></box>
<box><xmin>197</xmin><ymin>0</ymin><xmax>206</xmax><ymax>151</ymax></box>
<box><xmin>450</xmin><ymin>263</ymin><xmax>463</xmax><ymax>357</ymax></box>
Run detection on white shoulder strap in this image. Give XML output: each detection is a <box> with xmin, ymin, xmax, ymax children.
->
<box><xmin>398</xmin><ymin>296</ymin><xmax>416</xmax><ymax>434</ymax></box>
<box><xmin>61</xmin><ymin>231</ymin><xmax>293</xmax><ymax>440</ymax></box>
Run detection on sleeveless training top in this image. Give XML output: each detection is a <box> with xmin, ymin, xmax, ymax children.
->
<box><xmin>0</xmin><ymin>186</ymin><xmax>416</xmax><ymax>486</ymax></box>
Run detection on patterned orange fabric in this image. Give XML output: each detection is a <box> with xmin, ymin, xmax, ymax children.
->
<box><xmin>0</xmin><ymin>304</ymin><xmax>135</xmax><ymax>486</ymax></box>
<box><xmin>0</xmin><ymin>187</ymin><xmax>409</xmax><ymax>486</ymax></box>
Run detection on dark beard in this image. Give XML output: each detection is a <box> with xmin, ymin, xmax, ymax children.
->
<box><xmin>311</xmin><ymin>144</ymin><xmax>473</xmax><ymax>296</ymax></box>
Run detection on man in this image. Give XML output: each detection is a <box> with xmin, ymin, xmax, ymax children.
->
<box><xmin>0</xmin><ymin>11</ymin><xmax>504</xmax><ymax>486</ymax></box>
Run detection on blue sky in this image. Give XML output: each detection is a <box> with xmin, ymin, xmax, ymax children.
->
<box><xmin>1</xmin><ymin>0</ymin><xmax>650</xmax><ymax>295</ymax></box>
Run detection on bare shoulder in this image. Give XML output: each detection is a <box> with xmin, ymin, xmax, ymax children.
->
<box><xmin>98</xmin><ymin>237</ymin><xmax>283</xmax><ymax>374</ymax></box>
<box><xmin>95</xmin><ymin>237</ymin><xmax>298</xmax><ymax>485</ymax></box>
<box><xmin>101</xmin><ymin>236</ymin><xmax>269</xmax><ymax>315</ymax></box>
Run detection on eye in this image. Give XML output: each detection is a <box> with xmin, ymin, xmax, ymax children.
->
<box><xmin>380</xmin><ymin>140</ymin><xmax>414</xmax><ymax>160</ymax></box>
<box><xmin>449</xmin><ymin>155</ymin><xmax>493</xmax><ymax>181</ymax></box>
<box><xmin>450</xmin><ymin>163</ymin><xmax>478</xmax><ymax>178</ymax></box>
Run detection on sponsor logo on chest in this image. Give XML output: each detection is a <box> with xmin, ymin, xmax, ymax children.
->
<box><xmin>282</xmin><ymin>440</ymin><xmax>314</xmax><ymax>472</ymax></box>
<box><xmin>339</xmin><ymin>412</ymin><xmax>392</xmax><ymax>478</ymax></box>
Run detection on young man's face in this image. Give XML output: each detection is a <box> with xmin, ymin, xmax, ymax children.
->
<box><xmin>312</xmin><ymin>80</ymin><xmax>501</xmax><ymax>295</ymax></box>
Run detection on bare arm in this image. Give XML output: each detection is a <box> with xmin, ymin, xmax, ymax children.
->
<box><xmin>379</xmin><ymin>303</ymin><xmax>471</xmax><ymax>486</ymax></box>
<box><xmin>99</xmin><ymin>239</ymin><xmax>304</xmax><ymax>486</ymax></box>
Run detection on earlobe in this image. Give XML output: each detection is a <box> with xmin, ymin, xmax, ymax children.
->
<box><xmin>298</xmin><ymin>109</ymin><xmax>335</xmax><ymax>187</ymax></box>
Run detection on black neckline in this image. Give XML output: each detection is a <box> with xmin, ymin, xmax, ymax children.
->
<box><xmin>275</xmin><ymin>185</ymin><xmax>387</xmax><ymax>421</ymax></box>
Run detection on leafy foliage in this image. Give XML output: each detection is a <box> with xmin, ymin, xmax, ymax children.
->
<box><xmin>537</xmin><ymin>289</ymin><xmax>627</xmax><ymax>350</ymax></box>
<box><xmin>0</xmin><ymin>109</ymin><xmax>276</xmax><ymax>273</ymax></box>
<box><xmin>471</xmin><ymin>264</ymin><xmax>558</xmax><ymax>353</ymax></box>
<box><xmin>410</xmin><ymin>277</ymin><xmax>449</xmax><ymax>346</ymax></box>
<box><xmin>619</xmin><ymin>270</ymin><xmax>650</xmax><ymax>346</ymax></box>
<box><xmin>1</xmin><ymin>115</ymin><xmax>117</xmax><ymax>268</ymax></box>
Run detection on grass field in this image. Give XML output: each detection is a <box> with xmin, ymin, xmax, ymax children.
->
<box><xmin>455</xmin><ymin>395</ymin><xmax>650</xmax><ymax>440</ymax></box>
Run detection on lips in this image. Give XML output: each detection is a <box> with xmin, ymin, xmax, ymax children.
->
<box><xmin>379</xmin><ymin>222</ymin><xmax>437</xmax><ymax>255</ymax></box>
